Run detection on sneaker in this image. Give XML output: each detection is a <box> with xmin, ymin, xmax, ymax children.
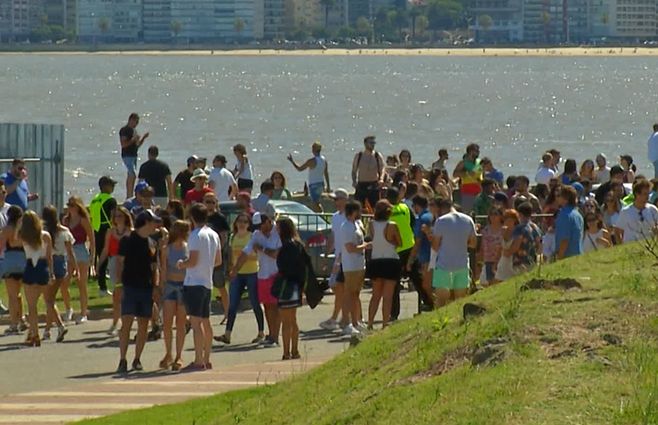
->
<box><xmin>3</xmin><ymin>326</ymin><xmax>19</xmax><ymax>335</ymax></box>
<box><xmin>42</xmin><ymin>329</ymin><xmax>51</xmax><ymax>341</ymax></box>
<box><xmin>56</xmin><ymin>326</ymin><xmax>68</xmax><ymax>343</ymax></box>
<box><xmin>107</xmin><ymin>324</ymin><xmax>116</xmax><ymax>336</ymax></box>
<box><xmin>357</xmin><ymin>320</ymin><xmax>367</xmax><ymax>329</ymax></box>
<box><xmin>251</xmin><ymin>335</ymin><xmax>265</xmax><ymax>344</ymax></box>
<box><xmin>64</xmin><ymin>309</ymin><xmax>74</xmax><ymax>323</ymax></box>
<box><xmin>98</xmin><ymin>289</ymin><xmax>113</xmax><ymax>297</ymax></box>
<box><xmin>342</xmin><ymin>324</ymin><xmax>360</xmax><ymax>337</ymax></box>
<box><xmin>319</xmin><ymin>318</ymin><xmax>339</xmax><ymax>331</ymax></box>
<box><xmin>213</xmin><ymin>334</ymin><xmax>230</xmax><ymax>344</ymax></box>
<box><xmin>132</xmin><ymin>359</ymin><xmax>143</xmax><ymax>371</ymax></box>
<box><xmin>116</xmin><ymin>359</ymin><xmax>128</xmax><ymax>374</ymax></box>
<box><xmin>356</xmin><ymin>323</ymin><xmax>368</xmax><ymax>333</ymax></box>
<box><xmin>261</xmin><ymin>336</ymin><xmax>278</xmax><ymax>347</ymax></box>
<box><xmin>75</xmin><ymin>315</ymin><xmax>88</xmax><ymax>325</ymax></box>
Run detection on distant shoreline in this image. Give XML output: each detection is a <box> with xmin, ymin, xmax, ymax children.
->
<box><xmin>2</xmin><ymin>46</ymin><xmax>658</xmax><ymax>57</ymax></box>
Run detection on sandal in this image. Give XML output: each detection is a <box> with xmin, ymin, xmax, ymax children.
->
<box><xmin>159</xmin><ymin>356</ymin><xmax>173</xmax><ymax>369</ymax></box>
<box><xmin>213</xmin><ymin>334</ymin><xmax>231</xmax><ymax>344</ymax></box>
<box><xmin>291</xmin><ymin>352</ymin><xmax>301</xmax><ymax>360</ymax></box>
<box><xmin>171</xmin><ymin>359</ymin><xmax>183</xmax><ymax>371</ymax></box>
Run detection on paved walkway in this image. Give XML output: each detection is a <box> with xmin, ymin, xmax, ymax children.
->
<box><xmin>0</xmin><ymin>291</ymin><xmax>419</xmax><ymax>424</ymax></box>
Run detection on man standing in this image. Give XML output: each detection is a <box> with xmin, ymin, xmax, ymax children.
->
<box><xmin>0</xmin><ymin>158</ymin><xmax>38</xmax><ymax>210</ymax></box>
<box><xmin>90</xmin><ymin>176</ymin><xmax>118</xmax><ymax>296</ymax></box>
<box><xmin>616</xmin><ymin>179</ymin><xmax>658</xmax><ymax>243</ymax></box>
<box><xmin>410</xmin><ymin>195</ymin><xmax>434</xmax><ymax>311</ymax></box>
<box><xmin>481</xmin><ymin>157</ymin><xmax>504</xmax><ymax>186</ymax></box>
<box><xmin>595</xmin><ymin>165</ymin><xmax>626</xmax><ymax>206</ymax></box>
<box><xmin>116</xmin><ymin>210</ymin><xmax>161</xmax><ymax>374</ymax></box>
<box><xmin>512</xmin><ymin>176</ymin><xmax>542</xmax><ymax>213</ymax></box>
<box><xmin>428</xmin><ymin>198</ymin><xmax>477</xmax><ymax>307</ymax></box>
<box><xmin>177</xmin><ymin>203</ymin><xmax>221</xmax><ymax>370</ymax></box>
<box><xmin>385</xmin><ymin>187</ymin><xmax>419</xmax><ymax>321</ymax></box>
<box><xmin>208</xmin><ymin>155</ymin><xmax>238</xmax><ymax>202</ymax></box>
<box><xmin>452</xmin><ymin>144</ymin><xmax>482</xmax><ymax>213</ymax></box>
<box><xmin>340</xmin><ymin>200</ymin><xmax>369</xmax><ymax>336</ymax></box>
<box><xmin>648</xmin><ymin>124</ymin><xmax>658</xmax><ymax>179</ymax></box>
<box><xmin>138</xmin><ymin>145</ymin><xmax>173</xmax><ymax>209</ymax></box>
<box><xmin>287</xmin><ymin>141</ymin><xmax>331</xmax><ymax>212</ymax></box>
<box><xmin>252</xmin><ymin>180</ymin><xmax>277</xmax><ymax>218</ymax></box>
<box><xmin>473</xmin><ymin>178</ymin><xmax>496</xmax><ymax>224</ymax></box>
<box><xmin>351</xmin><ymin>136</ymin><xmax>385</xmax><ymax>211</ymax></box>
<box><xmin>202</xmin><ymin>192</ymin><xmax>231</xmax><ymax>325</ymax></box>
<box><xmin>184</xmin><ymin>169</ymin><xmax>214</xmax><ymax>206</ymax></box>
<box><xmin>175</xmin><ymin>156</ymin><xmax>200</xmax><ymax>200</ymax></box>
<box><xmin>120</xmin><ymin>113</ymin><xmax>149</xmax><ymax>199</ymax></box>
<box><xmin>123</xmin><ymin>181</ymin><xmax>156</xmax><ymax>216</ymax></box>
<box><xmin>555</xmin><ymin>186</ymin><xmax>584</xmax><ymax>260</ymax></box>
<box><xmin>535</xmin><ymin>153</ymin><xmax>557</xmax><ymax>185</ymax></box>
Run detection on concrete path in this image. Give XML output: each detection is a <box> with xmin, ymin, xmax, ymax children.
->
<box><xmin>0</xmin><ymin>290</ymin><xmax>420</xmax><ymax>424</ymax></box>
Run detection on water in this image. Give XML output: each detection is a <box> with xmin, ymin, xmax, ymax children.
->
<box><xmin>0</xmin><ymin>54</ymin><xmax>656</xmax><ymax>201</ymax></box>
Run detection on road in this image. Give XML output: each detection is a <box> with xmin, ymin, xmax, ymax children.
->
<box><xmin>0</xmin><ymin>290</ymin><xmax>420</xmax><ymax>424</ymax></box>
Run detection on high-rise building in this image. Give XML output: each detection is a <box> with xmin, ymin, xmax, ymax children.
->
<box><xmin>263</xmin><ymin>0</ymin><xmax>284</xmax><ymax>38</ymax></box>
<box><xmin>113</xmin><ymin>0</ymin><xmax>142</xmax><ymax>41</ymax></box>
<box><xmin>0</xmin><ymin>0</ymin><xmax>44</xmax><ymax>40</ymax></box>
<box><xmin>43</xmin><ymin>0</ymin><xmax>76</xmax><ymax>29</ymax></box>
<box><xmin>285</xmin><ymin>0</ymin><xmax>320</xmax><ymax>30</ymax></box>
<box><xmin>470</xmin><ymin>0</ymin><xmax>524</xmax><ymax>42</ymax></box>
<box><xmin>142</xmin><ymin>0</ymin><xmax>171</xmax><ymax>42</ymax></box>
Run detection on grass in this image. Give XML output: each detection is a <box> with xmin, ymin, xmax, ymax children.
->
<box><xmin>0</xmin><ymin>277</ymin><xmax>113</xmax><ymax>314</ymax></box>
<box><xmin>76</xmin><ymin>243</ymin><xmax>658</xmax><ymax>425</ymax></box>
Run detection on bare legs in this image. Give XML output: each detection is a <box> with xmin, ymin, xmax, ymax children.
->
<box><xmin>5</xmin><ymin>277</ymin><xmax>23</xmax><ymax>329</ymax></box>
<box><xmin>119</xmin><ymin>315</ymin><xmax>149</xmax><ymax>363</ymax></box>
<box><xmin>76</xmin><ymin>261</ymin><xmax>89</xmax><ymax>318</ymax></box>
<box><xmin>23</xmin><ymin>285</ymin><xmax>41</xmax><ymax>340</ymax></box>
<box><xmin>189</xmin><ymin>316</ymin><xmax>213</xmax><ymax>367</ymax></box>
<box><xmin>263</xmin><ymin>303</ymin><xmax>280</xmax><ymax>341</ymax></box>
<box><xmin>368</xmin><ymin>279</ymin><xmax>395</xmax><ymax>329</ymax></box>
<box><xmin>162</xmin><ymin>301</ymin><xmax>186</xmax><ymax>366</ymax></box>
<box><xmin>280</xmin><ymin>308</ymin><xmax>299</xmax><ymax>359</ymax></box>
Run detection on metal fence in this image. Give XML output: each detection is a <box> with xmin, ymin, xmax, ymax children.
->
<box><xmin>0</xmin><ymin>123</ymin><xmax>65</xmax><ymax>213</ymax></box>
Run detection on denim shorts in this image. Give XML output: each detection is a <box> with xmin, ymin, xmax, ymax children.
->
<box><xmin>73</xmin><ymin>243</ymin><xmax>90</xmax><ymax>264</ymax></box>
<box><xmin>122</xmin><ymin>156</ymin><xmax>138</xmax><ymax>177</ymax></box>
<box><xmin>24</xmin><ymin>259</ymin><xmax>50</xmax><ymax>286</ymax></box>
<box><xmin>53</xmin><ymin>255</ymin><xmax>67</xmax><ymax>279</ymax></box>
<box><xmin>308</xmin><ymin>182</ymin><xmax>324</xmax><ymax>203</ymax></box>
<box><xmin>4</xmin><ymin>250</ymin><xmax>26</xmax><ymax>279</ymax></box>
<box><xmin>163</xmin><ymin>281</ymin><xmax>184</xmax><ymax>304</ymax></box>
<box><xmin>121</xmin><ymin>286</ymin><xmax>154</xmax><ymax>318</ymax></box>
<box><xmin>183</xmin><ymin>286</ymin><xmax>211</xmax><ymax>318</ymax></box>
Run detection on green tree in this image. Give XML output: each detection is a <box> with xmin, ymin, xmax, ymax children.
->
<box><xmin>409</xmin><ymin>6</ymin><xmax>422</xmax><ymax>39</ymax></box>
<box><xmin>320</xmin><ymin>0</ymin><xmax>335</xmax><ymax>29</ymax></box>
<box><xmin>391</xmin><ymin>9</ymin><xmax>409</xmax><ymax>40</ymax></box>
<box><xmin>477</xmin><ymin>14</ymin><xmax>493</xmax><ymax>42</ymax></box>
<box><xmin>234</xmin><ymin>17</ymin><xmax>245</xmax><ymax>40</ymax></box>
<box><xmin>170</xmin><ymin>20</ymin><xmax>182</xmax><ymax>43</ymax></box>
<box><xmin>356</xmin><ymin>16</ymin><xmax>371</xmax><ymax>36</ymax></box>
<box><xmin>416</xmin><ymin>15</ymin><xmax>429</xmax><ymax>36</ymax></box>
<box><xmin>426</xmin><ymin>0</ymin><xmax>463</xmax><ymax>39</ymax></box>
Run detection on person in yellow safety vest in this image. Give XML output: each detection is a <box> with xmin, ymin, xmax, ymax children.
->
<box><xmin>89</xmin><ymin>176</ymin><xmax>118</xmax><ymax>296</ymax></box>
<box><xmin>385</xmin><ymin>186</ymin><xmax>427</xmax><ymax>319</ymax></box>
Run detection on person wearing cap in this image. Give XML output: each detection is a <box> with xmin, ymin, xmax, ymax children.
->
<box><xmin>138</xmin><ymin>145</ymin><xmax>174</xmax><ymax>209</ymax></box>
<box><xmin>123</xmin><ymin>181</ymin><xmax>156</xmax><ymax>216</ymax></box>
<box><xmin>208</xmin><ymin>155</ymin><xmax>238</xmax><ymax>202</ymax></box>
<box><xmin>318</xmin><ymin>188</ymin><xmax>349</xmax><ymax>331</ymax></box>
<box><xmin>90</xmin><ymin>176</ymin><xmax>118</xmax><ymax>296</ymax></box>
<box><xmin>116</xmin><ymin>210</ymin><xmax>161</xmax><ymax>374</ymax></box>
<box><xmin>230</xmin><ymin>212</ymin><xmax>282</xmax><ymax>346</ymax></box>
<box><xmin>184</xmin><ymin>169</ymin><xmax>214</xmax><ymax>206</ymax></box>
<box><xmin>595</xmin><ymin>153</ymin><xmax>611</xmax><ymax>184</ymax></box>
<box><xmin>287</xmin><ymin>141</ymin><xmax>331</xmax><ymax>212</ymax></box>
<box><xmin>174</xmin><ymin>156</ymin><xmax>199</xmax><ymax>200</ymax></box>
<box><xmin>177</xmin><ymin>203</ymin><xmax>222</xmax><ymax>371</ymax></box>
<box><xmin>351</xmin><ymin>136</ymin><xmax>385</xmax><ymax>211</ymax></box>
<box><xmin>252</xmin><ymin>180</ymin><xmax>277</xmax><ymax>218</ymax></box>
<box><xmin>120</xmin><ymin>113</ymin><xmax>150</xmax><ymax>199</ymax></box>
<box><xmin>0</xmin><ymin>158</ymin><xmax>38</xmax><ymax>211</ymax></box>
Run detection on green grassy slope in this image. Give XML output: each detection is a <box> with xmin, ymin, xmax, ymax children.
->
<box><xmin>78</xmin><ymin>243</ymin><xmax>658</xmax><ymax>425</ymax></box>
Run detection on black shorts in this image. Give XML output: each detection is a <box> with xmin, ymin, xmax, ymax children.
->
<box><xmin>121</xmin><ymin>286</ymin><xmax>154</xmax><ymax>318</ymax></box>
<box><xmin>367</xmin><ymin>258</ymin><xmax>402</xmax><ymax>281</ymax></box>
<box><xmin>212</xmin><ymin>265</ymin><xmax>226</xmax><ymax>289</ymax></box>
<box><xmin>183</xmin><ymin>286</ymin><xmax>211</xmax><ymax>318</ymax></box>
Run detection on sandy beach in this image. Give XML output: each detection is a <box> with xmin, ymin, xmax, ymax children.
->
<box><xmin>1</xmin><ymin>46</ymin><xmax>658</xmax><ymax>56</ymax></box>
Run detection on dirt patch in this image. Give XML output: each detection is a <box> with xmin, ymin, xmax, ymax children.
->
<box><xmin>602</xmin><ymin>333</ymin><xmax>622</xmax><ymax>345</ymax></box>
<box><xmin>521</xmin><ymin>278</ymin><xmax>583</xmax><ymax>291</ymax></box>
<box><xmin>396</xmin><ymin>346</ymin><xmax>471</xmax><ymax>385</ymax></box>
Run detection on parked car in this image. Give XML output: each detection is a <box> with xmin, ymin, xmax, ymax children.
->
<box><xmin>219</xmin><ymin>200</ymin><xmax>333</xmax><ymax>278</ymax></box>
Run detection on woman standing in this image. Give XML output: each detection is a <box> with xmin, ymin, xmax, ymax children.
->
<box><xmin>366</xmin><ymin>200</ymin><xmax>402</xmax><ymax>330</ymax></box>
<box><xmin>41</xmin><ymin>206</ymin><xmax>74</xmax><ymax>342</ymax></box>
<box><xmin>233</xmin><ymin>144</ymin><xmax>254</xmax><ymax>192</ymax></box>
<box><xmin>398</xmin><ymin>150</ymin><xmax>412</xmax><ymax>172</ymax></box>
<box><xmin>579</xmin><ymin>159</ymin><xmax>596</xmax><ymax>183</ymax></box>
<box><xmin>270</xmin><ymin>171</ymin><xmax>292</xmax><ymax>200</ymax></box>
<box><xmin>159</xmin><ymin>220</ymin><xmax>189</xmax><ymax>371</ymax></box>
<box><xmin>98</xmin><ymin>206</ymin><xmax>133</xmax><ymax>336</ymax></box>
<box><xmin>63</xmin><ymin>196</ymin><xmax>95</xmax><ymax>324</ymax></box>
<box><xmin>215</xmin><ymin>213</ymin><xmax>265</xmax><ymax>345</ymax></box>
<box><xmin>601</xmin><ymin>192</ymin><xmax>621</xmax><ymax>244</ymax></box>
<box><xmin>620</xmin><ymin>155</ymin><xmax>636</xmax><ymax>184</ymax></box>
<box><xmin>583</xmin><ymin>212</ymin><xmax>612</xmax><ymax>253</ymax></box>
<box><xmin>20</xmin><ymin>210</ymin><xmax>55</xmax><ymax>346</ymax></box>
<box><xmin>1</xmin><ymin>206</ymin><xmax>27</xmax><ymax>334</ymax></box>
<box><xmin>275</xmin><ymin>217</ymin><xmax>310</xmax><ymax>360</ymax></box>
<box><xmin>560</xmin><ymin>159</ymin><xmax>579</xmax><ymax>185</ymax></box>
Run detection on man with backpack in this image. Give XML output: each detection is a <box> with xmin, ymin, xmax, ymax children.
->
<box><xmin>351</xmin><ymin>136</ymin><xmax>385</xmax><ymax>211</ymax></box>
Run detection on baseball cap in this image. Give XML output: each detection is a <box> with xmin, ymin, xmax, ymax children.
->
<box><xmin>330</xmin><ymin>188</ymin><xmax>349</xmax><ymax>200</ymax></box>
<box><xmin>99</xmin><ymin>176</ymin><xmax>117</xmax><ymax>188</ymax></box>
<box><xmin>134</xmin><ymin>209</ymin><xmax>163</xmax><ymax>228</ymax></box>
<box><xmin>571</xmin><ymin>182</ymin><xmax>584</xmax><ymax>195</ymax></box>
<box><xmin>187</xmin><ymin>155</ymin><xmax>199</xmax><ymax>166</ymax></box>
<box><xmin>134</xmin><ymin>180</ymin><xmax>149</xmax><ymax>194</ymax></box>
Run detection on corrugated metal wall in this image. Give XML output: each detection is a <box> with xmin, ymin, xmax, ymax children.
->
<box><xmin>0</xmin><ymin>123</ymin><xmax>65</xmax><ymax>213</ymax></box>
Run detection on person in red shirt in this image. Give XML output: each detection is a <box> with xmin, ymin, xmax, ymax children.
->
<box><xmin>184</xmin><ymin>169</ymin><xmax>214</xmax><ymax>206</ymax></box>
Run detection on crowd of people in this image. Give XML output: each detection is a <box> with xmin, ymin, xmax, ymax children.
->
<box><xmin>1</xmin><ymin>112</ymin><xmax>658</xmax><ymax>373</ymax></box>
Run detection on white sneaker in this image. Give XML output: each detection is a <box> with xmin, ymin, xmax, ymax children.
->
<box><xmin>319</xmin><ymin>318</ymin><xmax>339</xmax><ymax>331</ymax></box>
<box><xmin>98</xmin><ymin>289</ymin><xmax>112</xmax><ymax>297</ymax></box>
<box><xmin>356</xmin><ymin>323</ymin><xmax>368</xmax><ymax>333</ymax></box>
<box><xmin>342</xmin><ymin>324</ymin><xmax>360</xmax><ymax>336</ymax></box>
<box><xmin>64</xmin><ymin>309</ymin><xmax>74</xmax><ymax>323</ymax></box>
<box><xmin>357</xmin><ymin>320</ymin><xmax>367</xmax><ymax>329</ymax></box>
<box><xmin>76</xmin><ymin>315</ymin><xmax>88</xmax><ymax>325</ymax></box>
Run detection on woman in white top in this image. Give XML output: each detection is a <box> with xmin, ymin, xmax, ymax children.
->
<box><xmin>583</xmin><ymin>212</ymin><xmax>612</xmax><ymax>253</ymax></box>
<box><xmin>232</xmin><ymin>143</ymin><xmax>254</xmax><ymax>193</ymax></box>
<box><xmin>20</xmin><ymin>210</ymin><xmax>55</xmax><ymax>347</ymax></box>
<box><xmin>366</xmin><ymin>200</ymin><xmax>402</xmax><ymax>330</ymax></box>
<box><xmin>42</xmin><ymin>206</ymin><xmax>75</xmax><ymax>342</ymax></box>
<box><xmin>495</xmin><ymin>209</ymin><xmax>520</xmax><ymax>282</ymax></box>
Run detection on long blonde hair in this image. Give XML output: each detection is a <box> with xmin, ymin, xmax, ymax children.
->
<box><xmin>19</xmin><ymin>210</ymin><xmax>43</xmax><ymax>249</ymax></box>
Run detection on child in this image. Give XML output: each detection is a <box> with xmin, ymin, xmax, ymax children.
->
<box><xmin>495</xmin><ymin>209</ymin><xmax>520</xmax><ymax>282</ymax></box>
<box><xmin>542</xmin><ymin>226</ymin><xmax>556</xmax><ymax>263</ymax></box>
<box><xmin>480</xmin><ymin>207</ymin><xmax>504</xmax><ymax>286</ymax></box>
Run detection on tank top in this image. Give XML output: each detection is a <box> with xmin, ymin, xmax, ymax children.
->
<box><xmin>167</xmin><ymin>244</ymin><xmax>189</xmax><ymax>276</ymax></box>
<box><xmin>461</xmin><ymin>158</ymin><xmax>483</xmax><ymax>196</ymax></box>
<box><xmin>583</xmin><ymin>229</ymin><xmax>605</xmax><ymax>253</ymax></box>
<box><xmin>371</xmin><ymin>221</ymin><xmax>399</xmax><ymax>260</ymax></box>
<box><xmin>70</xmin><ymin>222</ymin><xmax>87</xmax><ymax>244</ymax></box>
<box><xmin>308</xmin><ymin>155</ymin><xmax>326</xmax><ymax>185</ymax></box>
<box><xmin>235</xmin><ymin>159</ymin><xmax>253</xmax><ymax>180</ymax></box>
<box><xmin>108</xmin><ymin>232</ymin><xmax>121</xmax><ymax>257</ymax></box>
<box><xmin>24</xmin><ymin>231</ymin><xmax>49</xmax><ymax>265</ymax></box>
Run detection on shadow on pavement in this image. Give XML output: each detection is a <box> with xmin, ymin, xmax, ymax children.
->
<box><xmin>68</xmin><ymin>370</ymin><xmax>119</xmax><ymax>380</ymax></box>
